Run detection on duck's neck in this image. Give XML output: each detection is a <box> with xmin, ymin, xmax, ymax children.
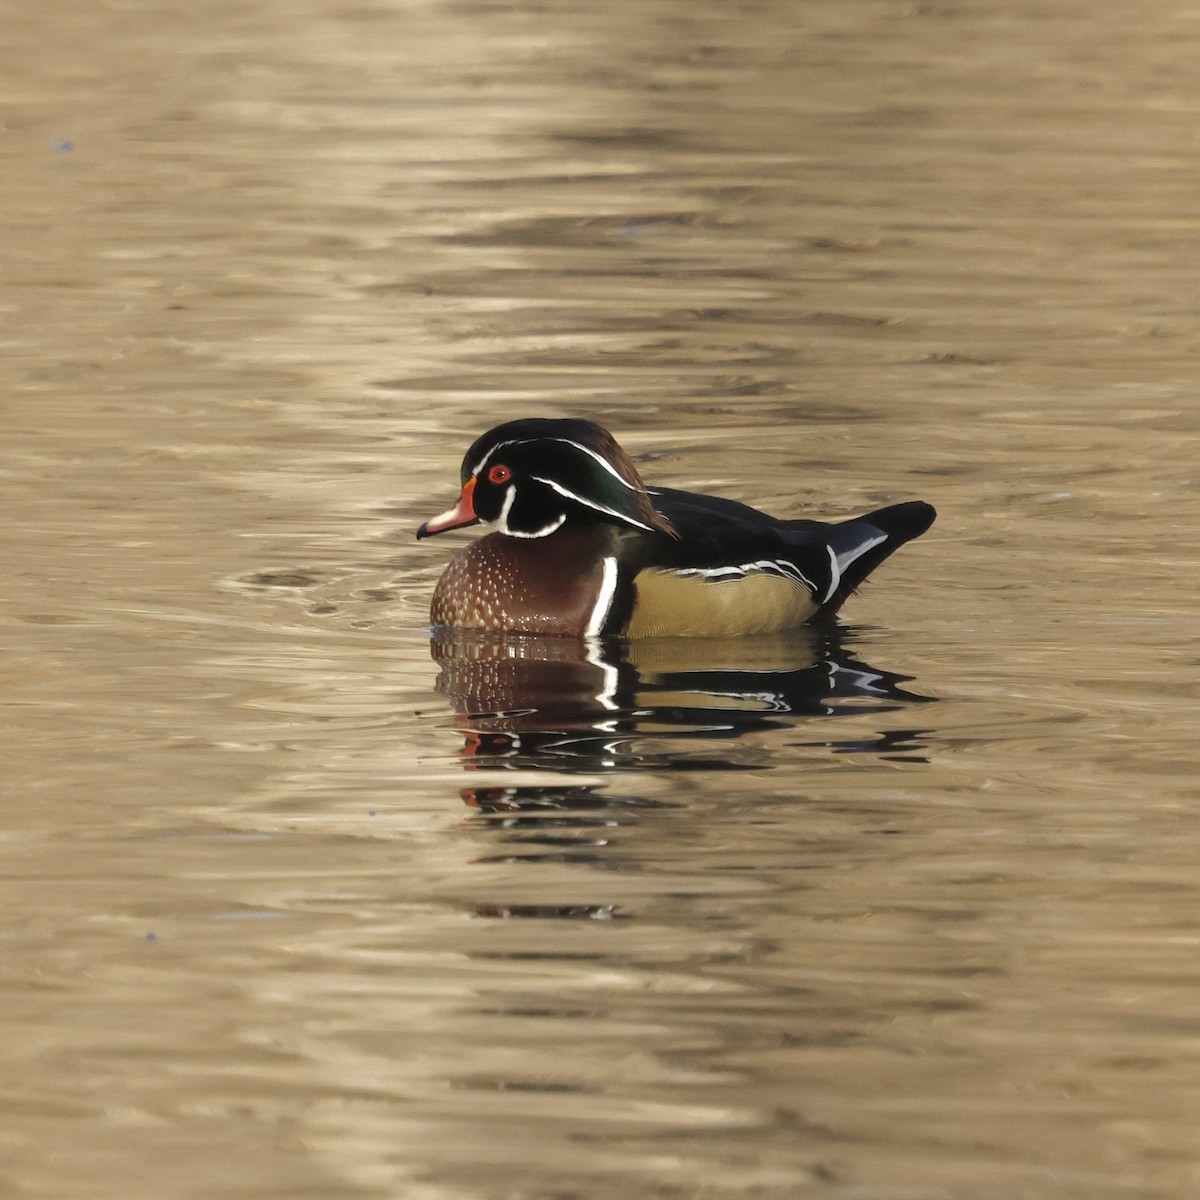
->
<box><xmin>431</xmin><ymin>524</ymin><xmax>621</xmax><ymax>636</ymax></box>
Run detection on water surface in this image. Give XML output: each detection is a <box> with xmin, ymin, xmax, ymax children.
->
<box><xmin>3</xmin><ymin>1</ymin><xmax>1200</xmax><ymax>1197</ymax></box>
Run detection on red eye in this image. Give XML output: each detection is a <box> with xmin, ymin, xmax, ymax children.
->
<box><xmin>487</xmin><ymin>464</ymin><xmax>512</xmax><ymax>485</ymax></box>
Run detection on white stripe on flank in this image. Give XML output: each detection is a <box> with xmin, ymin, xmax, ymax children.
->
<box><xmin>823</xmin><ymin>544</ymin><xmax>841</xmax><ymax>603</ymax></box>
<box><xmin>585</xmin><ymin>556</ymin><xmax>619</xmax><ymax>638</ymax></box>
<box><xmin>674</xmin><ymin>558</ymin><xmax>819</xmax><ymax>595</ymax></box>
<box><xmin>835</xmin><ymin>531</ymin><xmax>886</xmax><ymax>574</ymax></box>
<box><xmin>825</xmin><ymin>530</ymin><xmax>887</xmax><ymax>599</ymax></box>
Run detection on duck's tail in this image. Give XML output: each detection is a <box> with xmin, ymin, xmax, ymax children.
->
<box><xmin>816</xmin><ymin>500</ymin><xmax>936</xmax><ymax>617</ymax></box>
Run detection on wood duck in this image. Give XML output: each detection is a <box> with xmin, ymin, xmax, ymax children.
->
<box><xmin>416</xmin><ymin>418</ymin><xmax>935</xmax><ymax>637</ymax></box>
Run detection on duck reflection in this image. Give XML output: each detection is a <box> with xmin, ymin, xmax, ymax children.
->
<box><xmin>432</xmin><ymin>625</ymin><xmax>933</xmax><ymax>786</ymax></box>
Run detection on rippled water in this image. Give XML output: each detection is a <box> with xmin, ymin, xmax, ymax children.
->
<box><xmin>4</xmin><ymin>0</ymin><xmax>1200</xmax><ymax>1196</ymax></box>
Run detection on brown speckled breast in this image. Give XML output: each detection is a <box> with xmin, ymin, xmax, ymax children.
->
<box><xmin>430</xmin><ymin>526</ymin><xmax>617</xmax><ymax>636</ymax></box>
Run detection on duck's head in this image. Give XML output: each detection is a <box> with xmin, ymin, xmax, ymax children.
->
<box><xmin>417</xmin><ymin>418</ymin><xmax>676</xmax><ymax>540</ymax></box>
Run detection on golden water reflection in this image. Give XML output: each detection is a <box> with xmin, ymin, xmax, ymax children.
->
<box><xmin>5</xmin><ymin>0</ymin><xmax>1200</xmax><ymax>1195</ymax></box>
<box><xmin>434</xmin><ymin>626</ymin><xmax>934</xmax><ymax>778</ymax></box>
<box><xmin>437</xmin><ymin>629</ymin><xmax>938</xmax><ymax>927</ymax></box>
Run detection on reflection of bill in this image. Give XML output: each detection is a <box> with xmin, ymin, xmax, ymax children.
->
<box><xmin>432</xmin><ymin>626</ymin><xmax>934</xmax><ymax>776</ymax></box>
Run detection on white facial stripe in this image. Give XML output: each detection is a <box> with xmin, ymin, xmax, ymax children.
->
<box><xmin>469</xmin><ymin>439</ymin><xmax>519</xmax><ymax>478</ymax></box>
<box><xmin>470</xmin><ymin>434</ymin><xmax>652</xmax><ymax>535</ymax></box>
<box><xmin>544</xmin><ymin>439</ymin><xmax>636</xmax><ymax>489</ymax></box>
<box><xmin>508</xmin><ymin>514</ymin><xmax>566</xmax><ymax>539</ymax></box>
<box><xmin>585</xmin><ymin>556</ymin><xmax>619</xmax><ymax>639</ymax></box>
<box><xmin>531</xmin><ymin>475</ymin><xmax>655</xmax><ymax>532</ymax></box>
<box><xmin>496</xmin><ymin>483</ymin><xmax>516</xmax><ymax>530</ymax></box>
<box><xmin>470</xmin><ymin>437</ymin><xmax>637</xmax><ymax>491</ymax></box>
<box><xmin>493</xmin><ymin>483</ymin><xmax>567</xmax><ymax>538</ymax></box>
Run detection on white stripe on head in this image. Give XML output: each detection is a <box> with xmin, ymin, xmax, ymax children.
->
<box><xmin>495</xmin><ymin>484</ymin><xmax>566</xmax><ymax>538</ymax></box>
<box><xmin>544</xmin><ymin>438</ymin><xmax>637</xmax><ymax>489</ymax></box>
<box><xmin>531</xmin><ymin>476</ymin><xmax>655</xmax><ymax>532</ymax></box>
<box><xmin>470</xmin><ymin>439</ymin><xmax>519</xmax><ymax>477</ymax></box>
<box><xmin>471</xmin><ymin>437</ymin><xmax>637</xmax><ymax>491</ymax></box>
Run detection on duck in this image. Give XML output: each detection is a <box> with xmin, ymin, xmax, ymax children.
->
<box><xmin>416</xmin><ymin>418</ymin><xmax>935</xmax><ymax>638</ymax></box>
